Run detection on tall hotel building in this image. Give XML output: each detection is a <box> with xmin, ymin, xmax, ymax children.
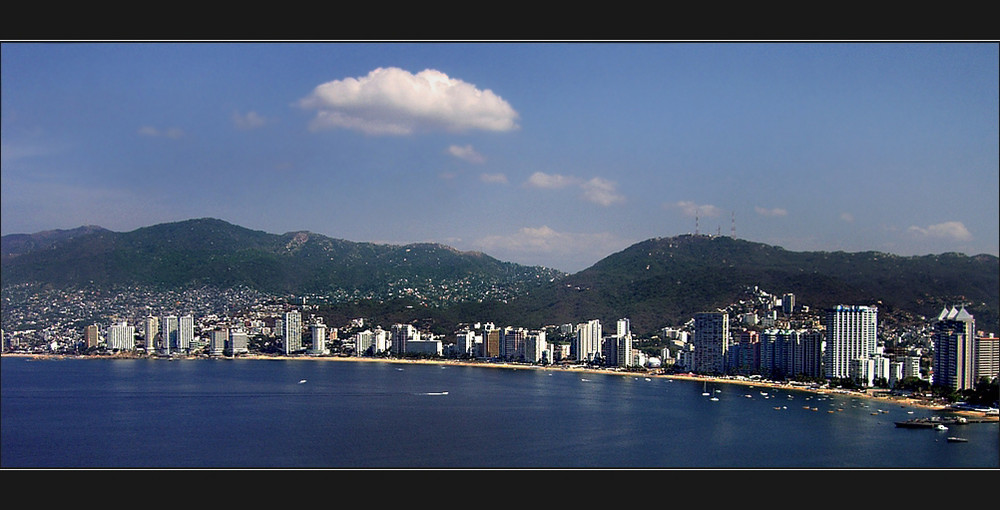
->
<box><xmin>179</xmin><ymin>315</ymin><xmax>194</xmax><ymax>352</ymax></box>
<box><xmin>975</xmin><ymin>335</ymin><xmax>999</xmax><ymax>383</ymax></box>
<box><xmin>85</xmin><ymin>324</ymin><xmax>100</xmax><ymax>349</ymax></box>
<box><xmin>310</xmin><ymin>320</ymin><xmax>327</xmax><ymax>355</ymax></box>
<box><xmin>574</xmin><ymin>319</ymin><xmax>602</xmax><ymax>363</ymax></box>
<box><xmin>107</xmin><ymin>321</ymin><xmax>135</xmax><ymax>351</ymax></box>
<box><xmin>693</xmin><ymin>312</ymin><xmax>729</xmax><ymax>374</ymax></box>
<box><xmin>932</xmin><ymin>306</ymin><xmax>976</xmax><ymax>391</ymax></box>
<box><xmin>143</xmin><ymin>316</ymin><xmax>159</xmax><ymax>352</ymax></box>
<box><xmin>391</xmin><ymin>323</ymin><xmax>418</xmax><ymax>357</ymax></box>
<box><xmin>282</xmin><ymin>311</ymin><xmax>302</xmax><ymax>354</ymax></box>
<box><xmin>161</xmin><ymin>315</ymin><xmax>179</xmax><ymax>355</ymax></box>
<box><xmin>823</xmin><ymin>305</ymin><xmax>878</xmax><ymax>379</ymax></box>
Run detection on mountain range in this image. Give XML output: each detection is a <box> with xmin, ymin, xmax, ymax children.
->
<box><xmin>2</xmin><ymin>218</ymin><xmax>997</xmax><ymax>335</ymax></box>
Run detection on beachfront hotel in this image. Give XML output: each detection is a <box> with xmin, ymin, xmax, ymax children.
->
<box><xmin>693</xmin><ymin>312</ymin><xmax>729</xmax><ymax>374</ymax></box>
<box><xmin>823</xmin><ymin>305</ymin><xmax>878</xmax><ymax>380</ymax></box>
<box><xmin>932</xmin><ymin>306</ymin><xmax>976</xmax><ymax>391</ymax></box>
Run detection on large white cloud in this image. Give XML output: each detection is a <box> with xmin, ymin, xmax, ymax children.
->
<box><xmin>298</xmin><ymin>67</ymin><xmax>520</xmax><ymax>135</ymax></box>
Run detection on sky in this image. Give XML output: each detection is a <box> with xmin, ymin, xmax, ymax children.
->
<box><xmin>2</xmin><ymin>42</ymin><xmax>998</xmax><ymax>273</ymax></box>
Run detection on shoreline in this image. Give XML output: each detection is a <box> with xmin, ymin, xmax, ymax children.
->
<box><xmin>4</xmin><ymin>352</ymin><xmax>997</xmax><ymax>420</ymax></box>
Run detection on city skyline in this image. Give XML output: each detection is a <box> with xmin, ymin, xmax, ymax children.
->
<box><xmin>2</xmin><ymin>42</ymin><xmax>998</xmax><ymax>273</ymax></box>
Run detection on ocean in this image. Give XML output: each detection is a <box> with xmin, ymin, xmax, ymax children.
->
<box><xmin>2</xmin><ymin>356</ymin><xmax>997</xmax><ymax>469</ymax></box>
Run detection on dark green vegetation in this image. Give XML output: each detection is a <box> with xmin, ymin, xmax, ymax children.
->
<box><xmin>1</xmin><ymin>218</ymin><xmax>563</xmax><ymax>304</ymax></box>
<box><xmin>505</xmin><ymin>235</ymin><xmax>999</xmax><ymax>336</ymax></box>
<box><xmin>3</xmin><ymin>219</ymin><xmax>997</xmax><ymax>336</ymax></box>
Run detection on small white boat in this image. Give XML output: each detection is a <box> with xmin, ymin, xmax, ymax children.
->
<box><xmin>298</xmin><ymin>379</ymin><xmax>307</xmax><ymax>384</ymax></box>
<box><xmin>710</xmin><ymin>397</ymin><xmax>719</xmax><ymax>401</ymax></box>
<box><xmin>935</xmin><ymin>424</ymin><xmax>949</xmax><ymax>431</ymax></box>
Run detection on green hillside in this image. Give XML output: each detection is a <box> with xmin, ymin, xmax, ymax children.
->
<box><xmin>505</xmin><ymin>234</ymin><xmax>999</xmax><ymax>336</ymax></box>
<box><xmin>0</xmin><ymin>218</ymin><xmax>564</xmax><ymax>302</ymax></box>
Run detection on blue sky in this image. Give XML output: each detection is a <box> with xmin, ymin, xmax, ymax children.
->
<box><xmin>2</xmin><ymin>42</ymin><xmax>997</xmax><ymax>273</ymax></box>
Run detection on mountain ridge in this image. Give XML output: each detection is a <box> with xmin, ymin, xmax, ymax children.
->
<box><xmin>3</xmin><ymin>219</ymin><xmax>997</xmax><ymax>335</ymax></box>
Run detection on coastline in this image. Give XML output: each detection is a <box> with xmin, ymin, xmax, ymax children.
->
<box><xmin>4</xmin><ymin>352</ymin><xmax>997</xmax><ymax>420</ymax></box>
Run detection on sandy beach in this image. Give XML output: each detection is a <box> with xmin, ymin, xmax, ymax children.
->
<box><xmin>4</xmin><ymin>352</ymin><xmax>997</xmax><ymax>420</ymax></box>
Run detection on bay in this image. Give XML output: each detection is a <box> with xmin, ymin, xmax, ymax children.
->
<box><xmin>2</xmin><ymin>356</ymin><xmax>997</xmax><ymax>468</ymax></box>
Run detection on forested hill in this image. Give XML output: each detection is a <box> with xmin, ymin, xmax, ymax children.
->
<box><xmin>0</xmin><ymin>218</ymin><xmax>565</xmax><ymax>303</ymax></box>
<box><xmin>3</xmin><ymin>221</ymin><xmax>996</xmax><ymax>336</ymax></box>
<box><xmin>504</xmin><ymin>234</ymin><xmax>999</xmax><ymax>336</ymax></box>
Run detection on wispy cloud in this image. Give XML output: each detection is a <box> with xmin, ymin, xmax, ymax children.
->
<box><xmin>581</xmin><ymin>177</ymin><xmax>624</xmax><ymax>206</ymax></box>
<box><xmin>480</xmin><ymin>173</ymin><xmax>508</xmax><ymax>184</ymax></box>
<box><xmin>475</xmin><ymin>226</ymin><xmax>628</xmax><ymax>272</ymax></box>
<box><xmin>755</xmin><ymin>206</ymin><xmax>788</xmax><ymax>217</ymax></box>
<box><xmin>524</xmin><ymin>172</ymin><xmax>624</xmax><ymax>206</ymax></box>
<box><xmin>669</xmin><ymin>201</ymin><xmax>723</xmax><ymax>218</ymax></box>
<box><xmin>907</xmin><ymin>221</ymin><xmax>973</xmax><ymax>241</ymax></box>
<box><xmin>525</xmin><ymin>171</ymin><xmax>580</xmax><ymax>189</ymax></box>
<box><xmin>233</xmin><ymin>110</ymin><xmax>267</xmax><ymax>130</ymax></box>
<box><xmin>447</xmin><ymin>144</ymin><xmax>485</xmax><ymax>164</ymax></box>
<box><xmin>138</xmin><ymin>126</ymin><xmax>184</xmax><ymax>139</ymax></box>
<box><xmin>297</xmin><ymin>67</ymin><xmax>520</xmax><ymax>135</ymax></box>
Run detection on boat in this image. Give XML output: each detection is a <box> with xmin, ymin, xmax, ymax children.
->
<box><xmin>702</xmin><ymin>381</ymin><xmax>710</xmax><ymax>396</ymax></box>
<box><xmin>946</xmin><ymin>437</ymin><xmax>968</xmax><ymax>443</ymax></box>
<box><xmin>298</xmin><ymin>379</ymin><xmax>307</xmax><ymax>384</ymax></box>
<box><xmin>710</xmin><ymin>397</ymin><xmax>719</xmax><ymax>401</ymax></box>
<box><xmin>935</xmin><ymin>424</ymin><xmax>948</xmax><ymax>431</ymax></box>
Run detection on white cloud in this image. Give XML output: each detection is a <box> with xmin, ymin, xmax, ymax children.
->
<box><xmin>907</xmin><ymin>221</ymin><xmax>973</xmax><ymax>241</ymax></box>
<box><xmin>138</xmin><ymin>126</ymin><xmax>184</xmax><ymax>139</ymax></box>
<box><xmin>297</xmin><ymin>67</ymin><xmax>520</xmax><ymax>135</ymax></box>
<box><xmin>480</xmin><ymin>173</ymin><xmax>508</xmax><ymax>184</ymax></box>
<box><xmin>581</xmin><ymin>177</ymin><xmax>624</xmax><ymax>206</ymax></box>
<box><xmin>524</xmin><ymin>171</ymin><xmax>580</xmax><ymax>189</ymax></box>
<box><xmin>233</xmin><ymin>110</ymin><xmax>267</xmax><ymax>130</ymax></box>
<box><xmin>670</xmin><ymin>201</ymin><xmax>723</xmax><ymax>218</ymax></box>
<box><xmin>755</xmin><ymin>206</ymin><xmax>788</xmax><ymax>217</ymax></box>
<box><xmin>447</xmin><ymin>144</ymin><xmax>485</xmax><ymax>164</ymax></box>
<box><xmin>523</xmin><ymin>172</ymin><xmax>623</xmax><ymax>206</ymax></box>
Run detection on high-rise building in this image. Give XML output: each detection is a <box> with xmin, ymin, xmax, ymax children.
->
<box><xmin>781</xmin><ymin>293</ymin><xmax>795</xmax><ymax>315</ymax></box>
<box><xmin>524</xmin><ymin>330</ymin><xmax>547</xmax><ymax>363</ymax></box>
<box><xmin>616</xmin><ymin>334</ymin><xmax>633</xmax><ymax>368</ymax></box>
<box><xmin>282</xmin><ymin>311</ymin><xmax>302</xmax><ymax>354</ymax></box>
<box><xmin>143</xmin><ymin>316</ymin><xmax>159</xmax><ymax>352</ymax></box>
<box><xmin>736</xmin><ymin>330</ymin><xmax>760</xmax><ymax>375</ymax></box>
<box><xmin>483</xmin><ymin>327</ymin><xmax>501</xmax><ymax>359</ymax></box>
<box><xmin>823</xmin><ymin>305</ymin><xmax>878</xmax><ymax>380</ymax></box>
<box><xmin>107</xmin><ymin>321</ymin><xmax>135</xmax><ymax>351</ymax></box>
<box><xmin>161</xmin><ymin>315</ymin><xmax>179</xmax><ymax>355</ymax></box>
<box><xmin>179</xmin><ymin>315</ymin><xmax>194</xmax><ymax>352</ymax></box>
<box><xmin>932</xmin><ymin>306</ymin><xmax>976</xmax><ymax>391</ymax></box>
<box><xmin>391</xmin><ymin>323</ymin><xmax>418</xmax><ymax>356</ymax></box>
<box><xmin>574</xmin><ymin>319</ymin><xmax>602</xmax><ymax>363</ymax></box>
<box><xmin>229</xmin><ymin>329</ymin><xmax>249</xmax><ymax>355</ymax></box>
<box><xmin>501</xmin><ymin>327</ymin><xmax>526</xmax><ymax>361</ymax></box>
<box><xmin>693</xmin><ymin>312</ymin><xmax>729</xmax><ymax>374</ymax></box>
<box><xmin>85</xmin><ymin>324</ymin><xmax>100</xmax><ymax>349</ymax></box>
<box><xmin>210</xmin><ymin>329</ymin><xmax>228</xmax><ymax>356</ymax></box>
<box><xmin>617</xmin><ymin>318</ymin><xmax>631</xmax><ymax>339</ymax></box>
<box><xmin>310</xmin><ymin>320</ymin><xmax>327</xmax><ymax>355</ymax></box>
<box><xmin>974</xmin><ymin>336</ymin><xmax>999</xmax><ymax>383</ymax></box>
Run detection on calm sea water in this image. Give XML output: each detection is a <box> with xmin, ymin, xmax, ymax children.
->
<box><xmin>2</xmin><ymin>356</ymin><xmax>997</xmax><ymax>468</ymax></box>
